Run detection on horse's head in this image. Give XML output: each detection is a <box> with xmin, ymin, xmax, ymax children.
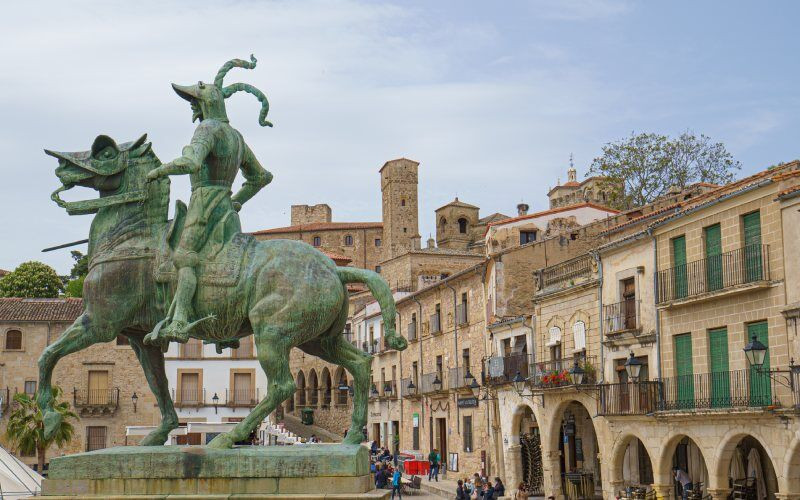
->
<box><xmin>46</xmin><ymin>134</ymin><xmax>159</xmax><ymax>215</ymax></box>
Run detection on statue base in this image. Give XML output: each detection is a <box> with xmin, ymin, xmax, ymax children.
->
<box><xmin>41</xmin><ymin>444</ymin><xmax>389</xmax><ymax>498</ymax></box>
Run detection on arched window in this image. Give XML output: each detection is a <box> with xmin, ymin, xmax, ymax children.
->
<box><xmin>344</xmin><ymin>234</ymin><xmax>353</xmax><ymax>246</ymax></box>
<box><xmin>312</xmin><ymin>236</ymin><xmax>321</xmax><ymax>247</ymax></box>
<box><xmin>401</xmin><ymin>199</ymin><xmax>406</xmax><ymax>207</ymax></box>
<box><xmin>439</xmin><ymin>217</ymin><xmax>447</xmax><ymax>227</ymax></box>
<box><xmin>4</xmin><ymin>329</ymin><xmax>22</xmax><ymax>350</ymax></box>
<box><xmin>296</xmin><ymin>371</ymin><xmax>306</xmax><ymax>406</ymax></box>
<box><xmin>458</xmin><ymin>218</ymin><xmax>468</xmax><ymax>234</ymax></box>
<box><xmin>309</xmin><ymin>370</ymin><xmax>319</xmax><ymax>406</ymax></box>
<box><xmin>573</xmin><ymin>321</ymin><xmax>586</xmax><ymax>351</ymax></box>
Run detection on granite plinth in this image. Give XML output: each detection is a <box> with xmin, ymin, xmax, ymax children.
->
<box><xmin>41</xmin><ymin>444</ymin><xmax>387</xmax><ymax>498</ymax></box>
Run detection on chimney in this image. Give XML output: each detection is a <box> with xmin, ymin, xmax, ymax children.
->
<box><xmin>517</xmin><ymin>203</ymin><xmax>529</xmax><ymax>216</ymax></box>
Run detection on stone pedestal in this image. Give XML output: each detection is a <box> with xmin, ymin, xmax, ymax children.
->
<box><xmin>41</xmin><ymin>444</ymin><xmax>389</xmax><ymax>499</ymax></box>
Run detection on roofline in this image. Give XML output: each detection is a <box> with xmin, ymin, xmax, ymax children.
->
<box><xmin>546</xmin><ymin>176</ymin><xmax>606</xmax><ymax>196</ymax></box>
<box><xmin>396</xmin><ymin>261</ymin><xmax>487</xmax><ymax>306</ymax></box>
<box><xmin>251</xmin><ymin>222</ymin><xmax>382</xmax><ymax>235</ymax></box>
<box><xmin>378</xmin><ymin>158</ymin><xmax>420</xmax><ymax>174</ymax></box>
<box><xmin>486</xmin><ymin>202</ymin><xmax>619</xmax><ymax>231</ymax></box>
<box><xmin>435</xmin><ymin>200</ymin><xmax>480</xmax><ymax>212</ymax></box>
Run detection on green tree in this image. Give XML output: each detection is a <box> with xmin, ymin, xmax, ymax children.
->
<box><xmin>6</xmin><ymin>387</ymin><xmax>77</xmax><ymax>472</ymax></box>
<box><xmin>62</xmin><ymin>251</ymin><xmax>88</xmax><ymax>298</ymax></box>
<box><xmin>64</xmin><ymin>275</ymin><xmax>85</xmax><ymax>298</ymax></box>
<box><xmin>0</xmin><ymin>261</ymin><xmax>63</xmax><ymax>298</ymax></box>
<box><xmin>588</xmin><ymin>131</ymin><xmax>741</xmax><ymax>210</ymax></box>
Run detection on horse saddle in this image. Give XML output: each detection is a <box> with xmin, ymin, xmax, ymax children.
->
<box><xmin>154</xmin><ymin>200</ymin><xmax>255</xmax><ymax>287</ymax></box>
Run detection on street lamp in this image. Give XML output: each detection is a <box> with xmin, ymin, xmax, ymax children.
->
<box><xmin>464</xmin><ymin>370</ymin><xmax>476</xmax><ymax>388</ymax></box>
<box><xmin>384</xmin><ymin>383</ymin><xmax>393</xmax><ymax>397</ymax></box>
<box><xmin>744</xmin><ymin>335</ymin><xmax>768</xmax><ymax>370</ymax></box>
<box><xmin>624</xmin><ymin>352</ymin><xmax>643</xmax><ymax>383</ymax></box>
<box><xmin>512</xmin><ymin>371</ymin><xmax>526</xmax><ymax>396</ymax></box>
<box><xmin>370</xmin><ymin>384</ymin><xmax>379</xmax><ymax>398</ymax></box>
<box><xmin>131</xmin><ymin>392</ymin><xmax>138</xmax><ymax>413</ymax></box>
<box><xmin>432</xmin><ymin>374</ymin><xmax>443</xmax><ymax>392</ymax></box>
<box><xmin>407</xmin><ymin>379</ymin><xmax>417</xmax><ymax>395</ymax></box>
<box><xmin>568</xmin><ymin>361</ymin><xmax>585</xmax><ymax>386</ymax></box>
<box><xmin>468</xmin><ymin>378</ymin><xmax>481</xmax><ymax>398</ymax></box>
<box><xmin>212</xmin><ymin>392</ymin><xmax>219</xmax><ymax>414</ymax></box>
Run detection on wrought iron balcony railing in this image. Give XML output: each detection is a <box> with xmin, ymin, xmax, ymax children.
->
<box><xmin>793</xmin><ymin>366</ymin><xmax>800</xmax><ymax>408</ymax></box>
<box><xmin>172</xmin><ymin>388</ymin><xmax>206</xmax><ymax>407</ymax></box>
<box><xmin>530</xmin><ymin>356</ymin><xmax>597</xmax><ymax>389</ymax></box>
<box><xmin>603</xmin><ymin>299</ymin><xmax>641</xmax><ymax>334</ymax></box>
<box><xmin>537</xmin><ymin>254</ymin><xmax>594</xmax><ymax>291</ymax></box>
<box><xmin>420</xmin><ymin>372</ymin><xmax>446</xmax><ymax>394</ymax></box>
<box><xmin>484</xmin><ymin>353</ymin><xmax>535</xmax><ymax>387</ymax></box>
<box><xmin>400</xmin><ymin>377</ymin><xmax>419</xmax><ymax>397</ymax></box>
<box><xmin>448</xmin><ymin>366</ymin><xmax>475</xmax><ymax>390</ymax></box>
<box><xmin>656</xmin><ymin>244</ymin><xmax>770</xmax><ymax>304</ymax></box>
<box><xmin>225</xmin><ymin>388</ymin><xmax>260</xmax><ymax>407</ymax></box>
<box><xmin>660</xmin><ymin>368</ymin><xmax>778</xmax><ymax>411</ymax></box>
<box><xmin>73</xmin><ymin>388</ymin><xmax>120</xmax><ymax>411</ymax></box>
<box><xmin>597</xmin><ymin>381</ymin><xmax>662</xmax><ymax>416</ymax></box>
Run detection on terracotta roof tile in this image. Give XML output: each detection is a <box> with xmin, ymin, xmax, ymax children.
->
<box><xmin>251</xmin><ymin>222</ymin><xmax>382</xmax><ymax>235</ymax></box>
<box><xmin>0</xmin><ymin>298</ymin><xmax>83</xmax><ymax>322</ymax></box>
<box><xmin>321</xmin><ymin>251</ymin><xmax>352</xmax><ymax>265</ymax></box>
<box><xmin>486</xmin><ymin>202</ymin><xmax>619</xmax><ymax>230</ymax></box>
<box><xmin>777</xmin><ymin>184</ymin><xmax>800</xmax><ymax>199</ymax></box>
<box><xmin>0</xmin><ymin>269</ymin><xmax>8</xmax><ymax>278</ymax></box>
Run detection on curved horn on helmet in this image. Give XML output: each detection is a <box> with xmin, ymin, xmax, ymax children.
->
<box><xmin>214</xmin><ymin>54</ymin><xmax>257</xmax><ymax>88</ymax></box>
<box><xmin>222</xmin><ymin>83</ymin><xmax>273</xmax><ymax>127</ymax></box>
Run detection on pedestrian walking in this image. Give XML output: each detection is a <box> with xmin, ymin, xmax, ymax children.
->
<box><xmin>427</xmin><ymin>448</ymin><xmax>440</xmax><ymax>481</ymax></box>
<box><xmin>391</xmin><ymin>467</ymin><xmax>403</xmax><ymax>499</ymax></box>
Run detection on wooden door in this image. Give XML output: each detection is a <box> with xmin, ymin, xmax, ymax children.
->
<box><xmin>181</xmin><ymin>373</ymin><xmax>199</xmax><ymax>404</ymax></box>
<box><xmin>674</xmin><ymin>334</ymin><xmax>694</xmax><ymax>409</ymax></box>
<box><xmin>705</xmin><ymin>224</ymin><xmax>722</xmax><ymax>291</ymax></box>
<box><xmin>743</xmin><ymin>211</ymin><xmax>763</xmax><ymax>282</ymax></box>
<box><xmin>622</xmin><ymin>278</ymin><xmax>636</xmax><ymax>329</ymax></box>
<box><xmin>672</xmin><ymin>236</ymin><xmax>688</xmax><ymax>299</ymax></box>
<box><xmin>88</xmin><ymin>370</ymin><xmax>109</xmax><ymax>405</ymax></box>
<box><xmin>708</xmin><ymin>328</ymin><xmax>730</xmax><ymax>408</ymax></box>
<box><xmin>234</xmin><ymin>372</ymin><xmax>252</xmax><ymax>404</ymax></box>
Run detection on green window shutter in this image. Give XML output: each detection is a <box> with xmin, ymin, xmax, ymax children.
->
<box><xmin>674</xmin><ymin>333</ymin><xmax>694</xmax><ymax>409</ymax></box>
<box><xmin>708</xmin><ymin>327</ymin><xmax>730</xmax><ymax>408</ymax></box>
<box><xmin>747</xmin><ymin>321</ymin><xmax>771</xmax><ymax>406</ymax></box>
<box><xmin>672</xmin><ymin>236</ymin><xmax>688</xmax><ymax>299</ymax></box>
<box><xmin>743</xmin><ymin>211</ymin><xmax>763</xmax><ymax>282</ymax></box>
<box><xmin>705</xmin><ymin>224</ymin><xmax>722</xmax><ymax>291</ymax></box>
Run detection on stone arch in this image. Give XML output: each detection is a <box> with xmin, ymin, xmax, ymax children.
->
<box><xmin>783</xmin><ymin>434</ymin><xmax>800</xmax><ymax>494</ymax></box>
<box><xmin>458</xmin><ymin>217</ymin><xmax>468</xmax><ymax>234</ymax></box>
<box><xmin>295</xmin><ymin>370</ymin><xmax>306</xmax><ymax>406</ymax></box>
<box><xmin>308</xmin><ymin>369</ymin><xmax>319</xmax><ymax>406</ymax></box>
<box><xmin>320</xmin><ymin>367</ymin><xmax>332</xmax><ymax>408</ymax></box>
<box><xmin>713</xmin><ymin>430</ymin><xmax>779</xmax><ymax>496</ymax></box>
<box><xmin>334</xmin><ymin>366</ymin><xmax>348</xmax><ymax>405</ymax></box>
<box><xmin>609</xmin><ymin>433</ymin><xmax>655</xmax><ymax>491</ymax></box>
<box><xmin>657</xmin><ymin>433</ymin><xmax>710</xmax><ymax>496</ymax></box>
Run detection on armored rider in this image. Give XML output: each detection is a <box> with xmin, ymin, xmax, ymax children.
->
<box><xmin>145</xmin><ymin>55</ymin><xmax>273</xmax><ymax>344</ymax></box>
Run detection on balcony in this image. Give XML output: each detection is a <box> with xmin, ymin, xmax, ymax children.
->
<box><xmin>73</xmin><ymin>388</ymin><xmax>120</xmax><ymax>415</ymax></box>
<box><xmin>659</xmin><ymin>368</ymin><xmax>779</xmax><ymax>411</ymax></box>
<box><xmin>793</xmin><ymin>366</ymin><xmax>800</xmax><ymax>408</ymax></box>
<box><xmin>535</xmin><ymin>255</ymin><xmax>595</xmax><ymax>294</ymax></box>
<box><xmin>430</xmin><ymin>313</ymin><xmax>441</xmax><ymax>335</ymax></box>
<box><xmin>225</xmin><ymin>388</ymin><xmax>260</xmax><ymax>407</ymax></box>
<box><xmin>361</xmin><ymin>341</ymin><xmax>379</xmax><ymax>355</ymax></box>
<box><xmin>604</xmin><ymin>299</ymin><xmax>641</xmax><ymax>335</ymax></box>
<box><xmin>407</xmin><ymin>322</ymin><xmax>417</xmax><ymax>342</ymax></box>
<box><xmin>381</xmin><ymin>381</ymin><xmax>398</xmax><ymax>399</ymax></box>
<box><xmin>420</xmin><ymin>372</ymin><xmax>446</xmax><ymax>394</ymax></box>
<box><xmin>484</xmin><ymin>353</ymin><xmax>534</xmax><ymax>387</ymax></box>
<box><xmin>656</xmin><ymin>244</ymin><xmax>770</xmax><ymax>305</ymax></box>
<box><xmin>530</xmin><ymin>356</ymin><xmax>597</xmax><ymax>389</ymax></box>
<box><xmin>172</xmin><ymin>388</ymin><xmax>206</xmax><ymax>408</ymax></box>
<box><xmin>400</xmin><ymin>377</ymin><xmax>420</xmax><ymax>398</ymax></box>
<box><xmin>456</xmin><ymin>304</ymin><xmax>468</xmax><ymax>326</ymax></box>
<box><xmin>598</xmin><ymin>382</ymin><xmax>662</xmax><ymax>416</ymax></box>
<box><xmin>448</xmin><ymin>366</ymin><xmax>476</xmax><ymax>390</ymax></box>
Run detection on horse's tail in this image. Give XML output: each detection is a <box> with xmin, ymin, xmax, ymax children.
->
<box><xmin>336</xmin><ymin>267</ymin><xmax>407</xmax><ymax>352</ymax></box>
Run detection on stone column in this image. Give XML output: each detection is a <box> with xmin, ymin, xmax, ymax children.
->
<box><xmin>706</xmin><ymin>488</ymin><xmax>732</xmax><ymax>499</ymax></box>
<box><xmin>542</xmin><ymin>449</ymin><xmax>562</xmax><ymax>499</ymax></box>
<box><xmin>504</xmin><ymin>444</ymin><xmax>522</xmax><ymax>491</ymax></box>
<box><xmin>605</xmin><ymin>479</ymin><xmax>624</xmax><ymax>499</ymax></box>
<box><xmin>652</xmin><ymin>483</ymin><xmax>673</xmax><ymax>499</ymax></box>
<box><xmin>775</xmin><ymin>494</ymin><xmax>800</xmax><ymax>500</ymax></box>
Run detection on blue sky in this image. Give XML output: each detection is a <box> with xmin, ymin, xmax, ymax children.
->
<box><xmin>1</xmin><ymin>1</ymin><xmax>799</xmax><ymax>273</ymax></box>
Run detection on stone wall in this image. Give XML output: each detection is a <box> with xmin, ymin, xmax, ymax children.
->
<box><xmin>290</xmin><ymin>204</ymin><xmax>332</xmax><ymax>225</ymax></box>
<box><xmin>255</xmin><ymin>226</ymin><xmax>385</xmax><ymax>271</ymax></box>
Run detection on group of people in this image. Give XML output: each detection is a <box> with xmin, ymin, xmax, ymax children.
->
<box><xmin>372</xmin><ymin>461</ymin><xmax>403</xmax><ymax>499</ymax></box>
<box><xmin>455</xmin><ymin>474</ymin><xmax>506</xmax><ymax>499</ymax></box>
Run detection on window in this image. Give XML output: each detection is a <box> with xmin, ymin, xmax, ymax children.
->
<box><xmin>4</xmin><ymin>330</ymin><xmax>22</xmax><ymax>350</ymax></box>
<box><xmin>439</xmin><ymin>217</ymin><xmax>447</xmax><ymax>227</ymax></box>
<box><xmin>375</xmin><ymin>266</ymin><xmax>381</xmax><ymax>274</ymax></box>
<box><xmin>463</xmin><ymin>416</ymin><xmax>473</xmax><ymax>452</ymax></box>
<box><xmin>116</xmin><ymin>335</ymin><xmax>130</xmax><ymax>346</ymax></box>
<box><xmin>572</xmin><ymin>321</ymin><xmax>586</xmax><ymax>351</ymax></box>
<box><xmin>401</xmin><ymin>199</ymin><xmax>406</xmax><ymax>206</ymax></box>
<box><xmin>88</xmin><ymin>370</ymin><xmax>109</xmax><ymax>405</ymax></box>
<box><xmin>374</xmin><ymin>238</ymin><xmax>382</xmax><ymax>247</ymax></box>
<box><xmin>24</xmin><ymin>380</ymin><xmax>36</xmax><ymax>397</ymax></box>
<box><xmin>403</xmin><ymin>227</ymin><xmax>407</xmax><ymax>233</ymax></box>
<box><xmin>86</xmin><ymin>426</ymin><xmax>107</xmax><ymax>451</ymax></box>
<box><xmin>436</xmin><ymin>355</ymin><xmax>443</xmax><ymax>380</ymax></box>
<box><xmin>180</xmin><ymin>372</ymin><xmax>200</xmax><ymax>404</ymax></box>
<box><xmin>674</xmin><ymin>333</ymin><xmax>694</xmax><ymax>408</ymax></box>
<box><xmin>462</xmin><ymin>349</ymin><xmax>470</xmax><ymax>373</ymax></box>
<box><xmin>457</xmin><ymin>292</ymin><xmax>468</xmax><ymax>325</ymax></box>
<box><xmin>458</xmin><ymin>218</ymin><xmax>468</xmax><ymax>234</ymax></box>
<box><xmin>344</xmin><ymin>235</ymin><xmax>353</xmax><ymax>246</ymax></box>
<box><xmin>412</xmin><ymin>361</ymin><xmax>419</xmax><ymax>385</ymax></box>
<box><xmin>312</xmin><ymin>236</ymin><xmax>321</xmax><ymax>247</ymax></box>
<box><xmin>519</xmin><ymin>231</ymin><xmax>537</xmax><ymax>245</ymax></box>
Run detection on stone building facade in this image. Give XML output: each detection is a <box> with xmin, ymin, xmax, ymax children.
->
<box><xmin>0</xmin><ymin>298</ymin><xmax>159</xmax><ymax>470</ymax></box>
<box><xmin>547</xmin><ymin>165</ymin><xmax>621</xmax><ymax>209</ymax></box>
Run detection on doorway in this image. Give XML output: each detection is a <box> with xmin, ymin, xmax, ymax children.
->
<box><xmin>436</xmin><ymin>418</ymin><xmax>447</xmax><ymax>473</ymax></box>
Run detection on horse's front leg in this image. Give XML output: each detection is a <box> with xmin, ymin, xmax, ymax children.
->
<box><xmin>37</xmin><ymin>313</ymin><xmax>118</xmax><ymax>439</ymax></box>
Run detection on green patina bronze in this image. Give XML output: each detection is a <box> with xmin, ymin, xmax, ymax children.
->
<box><xmin>38</xmin><ymin>56</ymin><xmax>406</xmax><ymax>450</ymax></box>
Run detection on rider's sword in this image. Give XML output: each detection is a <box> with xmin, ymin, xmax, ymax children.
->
<box><xmin>41</xmin><ymin>239</ymin><xmax>89</xmax><ymax>253</ymax></box>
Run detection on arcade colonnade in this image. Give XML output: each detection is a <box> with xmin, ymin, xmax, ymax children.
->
<box><xmin>497</xmin><ymin>388</ymin><xmax>800</xmax><ymax>499</ymax></box>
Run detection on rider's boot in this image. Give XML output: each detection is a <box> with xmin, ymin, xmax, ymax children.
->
<box><xmin>146</xmin><ymin>250</ymin><xmax>198</xmax><ymax>345</ymax></box>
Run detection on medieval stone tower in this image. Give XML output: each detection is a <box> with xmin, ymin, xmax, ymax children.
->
<box><xmin>435</xmin><ymin>198</ymin><xmax>480</xmax><ymax>250</ymax></box>
<box><xmin>380</xmin><ymin>158</ymin><xmax>420</xmax><ymax>260</ymax></box>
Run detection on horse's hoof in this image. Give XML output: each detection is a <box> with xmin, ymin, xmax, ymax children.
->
<box><xmin>207</xmin><ymin>433</ymin><xmax>234</xmax><ymax>449</ymax></box>
<box><xmin>43</xmin><ymin>410</ymin><xmax>62</xmax><ymax>441</ymax></box>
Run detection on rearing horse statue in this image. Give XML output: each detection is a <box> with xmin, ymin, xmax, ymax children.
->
<box><xmin>38</xmin><ymin>133</ymin><xmax>406</xmax><ymax>448</ymax></box>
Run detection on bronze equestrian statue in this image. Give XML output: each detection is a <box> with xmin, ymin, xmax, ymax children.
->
<box><xmin>38</xmin><ymin>56</ymin><xmax>407</xmax><ymax>449</ymax></box>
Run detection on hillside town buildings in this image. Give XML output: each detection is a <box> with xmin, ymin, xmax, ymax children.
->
<box><xmin>3</xmin><ymin>154</ymin><xmax>800</xmax><ymax>499</ymax></box>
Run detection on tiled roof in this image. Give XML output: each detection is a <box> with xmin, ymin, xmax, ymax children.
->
<box><xmin>436</xmin><ymin>197</ymin><xmax>479</xmax><ymax>211</ymax></box>
<box><xmin>486</xmin><ymin>202</ymin><xmax>619</xmax><ymax>230</ymax></box>
<box><xmin>321</xmin><ymin>251</ymin><xmax>352</xmax><ymax>265</ymax></box>
<box><xmin>547</xmin><ymin>176</ymin><xmax>606</xmax><ymax>195</ymax></box>
<box><xmin>251</xmin><ymin>221</ymin><xmax>382</xmax><ymax>235</ymax></box>
<box><xmin>777</xmin><ymin>184</ymin><xmax>800</xmax><ymax>199</ymax></box>
<box><xmin>0</xmin><ymin>269</ymin><xmax>8</xmax><ymax>277</ymax></box>
<box><xmin>0</xmin><ymin>298</ymin><xmax>83</xmax><ymax>322</ymax></box>
<box><xmin>479</xmin><ymin>212</ymin><xmax>511</xmax><ymax>224</ymax></box>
